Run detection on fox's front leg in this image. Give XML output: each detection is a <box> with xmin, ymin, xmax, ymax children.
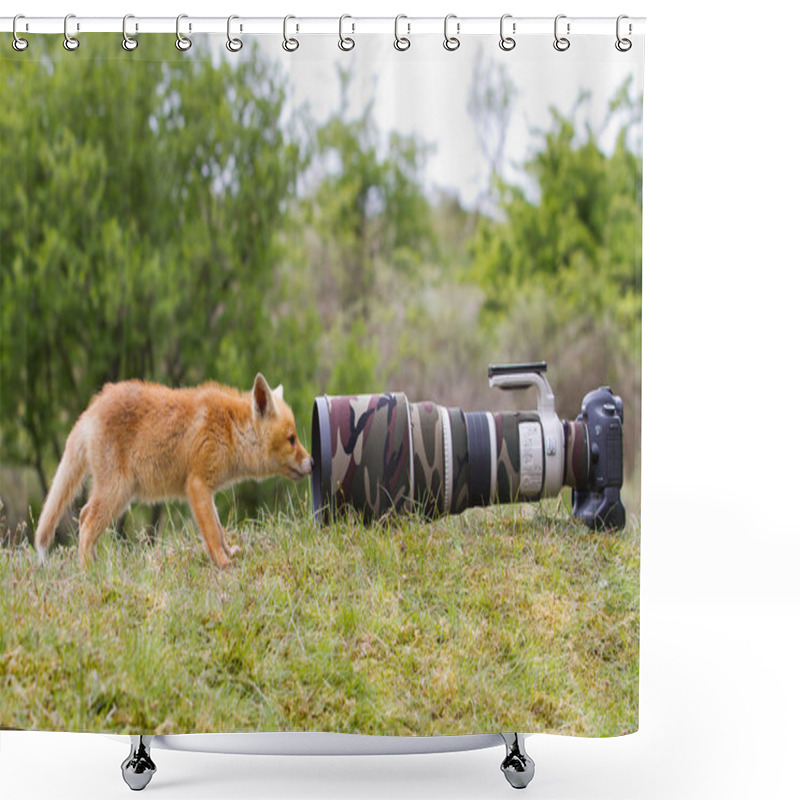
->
<box><xmin>186</xmin><ymin>475</ymin><xmax>231</xmax><ymax>568</ymax></box>
<box><xmin>212</xmin><ymin>502</ymin><xmax>240</xmax><ymax>559</ymax></box>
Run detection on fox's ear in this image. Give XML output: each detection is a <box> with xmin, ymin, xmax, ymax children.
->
<box><xmin>273</xmin><ymin>384</ymin><xmax>284</xmax><ymax>402</ymax></box>
<box><xmin>252</xmin><ymin>373</ymin><xmax>274</xmax><ymax>419</ymax></box>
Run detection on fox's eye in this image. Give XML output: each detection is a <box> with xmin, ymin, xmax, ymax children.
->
<box><xmin>289</xmin><ymin>433</ymin><xmax>296</xmax><ymax>446</ymax></box>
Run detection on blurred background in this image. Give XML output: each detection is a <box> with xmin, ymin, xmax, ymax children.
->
<box><xmin>0</xmin><ymin>33</ymin><xmax>642</xmax><ymax>541</ymax></box>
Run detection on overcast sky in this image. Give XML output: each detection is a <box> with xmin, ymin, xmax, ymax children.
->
<box><xmin>271</xmin><ymin>33</ymin><xmax>645</xmax><ymax>208</ymax></box>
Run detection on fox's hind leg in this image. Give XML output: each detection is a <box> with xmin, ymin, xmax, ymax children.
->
<box><xmin>78</xmin><ymin>487</ymin><xmax>130</xmax><ymax>568</ymax></box>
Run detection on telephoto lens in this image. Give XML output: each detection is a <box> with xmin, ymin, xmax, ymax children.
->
<box><xmin>311</xmin><ymin>364</ymin><xmax>625</xmax><ymax>530</ymax></box>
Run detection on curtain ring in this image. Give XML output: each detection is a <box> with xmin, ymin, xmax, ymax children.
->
<box><xmin>226</xmin><ymin>15</ymin><xmax>243</xmax><ymax>52</ymax></box>
<box><xmin>338</xmin><ymin>14</ymin><xmax>355</xmax><ymax>51</ymax></box>
<box><xmin>176</xmin><ymin>14</ymin><xmax>192</xmax><ymax>51</ymax></box>
<box><xmin>615</xmin><ymin>15</ymin><xmax>632</xmax><ymax>51</ymax></box>
<box><xmin>283</xmin><ymin>15</ymin><xmax>299</xmax><ymax>52</ymax></box>
<box><xmin>499</xmin><ymin>14</ymin><xmax>515</xmax><ymax>51</ymax></box>
<box><xmin>553</xmin><ymin>14</ymin><xmax>570</xmax><ymax>51</ymax></box>
<box><xmin>12</xmin><ymin>14</ymin><xmax>29</xmax><ymax>51</ymax></box>
<box><xmin>394</xmin><ymin>14</ymin><xmax>410</xmax><ymax>51</ymax></box>
<box><xmin>122</xmin><ymin>14</ymin><xmax>138</xmax><ymax>51</ymax></box>
<box><xmin>63</xmin><ymin>13</ymin><xmax>79</xmax><ymax>51</ymax></box>
<box><xmin>443</xmin><ymin>14</ymin><xmax>460</xmax><ymax>51</ymax></box>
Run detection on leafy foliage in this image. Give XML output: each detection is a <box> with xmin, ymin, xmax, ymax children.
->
<box><xmin>470</xmin><ymin>84</ymin><xmax>643</xmax><ymax>359</ymax></box>
<box><xmin>1</xmin><ymin>37</ymin><xmax>314</xmax><ymax>502</ymax></box>
<box><xmin>466</xmin><ymin>85</ymin><xmax>643</xmax><ymax>469</ymax></box>
<box><xmin>1</xmin><ymin>39</ymin><xmax>642</xmax><ymax>534</ymax></box>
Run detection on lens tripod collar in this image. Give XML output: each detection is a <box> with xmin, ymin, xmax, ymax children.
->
<box><xmin>488</xmin><ymin>363</ymin><xmax>563</xmax><ymax>498</ymax></box>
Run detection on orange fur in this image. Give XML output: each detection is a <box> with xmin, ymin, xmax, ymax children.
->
<box><xmin>34</xmin><ymin>374</ymin><xmax>312</xmax><ymax>569</ymax></box>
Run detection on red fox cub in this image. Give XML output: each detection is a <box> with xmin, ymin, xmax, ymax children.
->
<box><xmin>34</xmin><ymin>374</ymin><xmax>312</xmax><ymax>569</ymax></box>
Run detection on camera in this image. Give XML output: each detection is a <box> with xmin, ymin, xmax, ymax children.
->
<box><xmin>311</xmin><ymin>362</ymin><xmax>625</xmax><ymax>530</ymax></box>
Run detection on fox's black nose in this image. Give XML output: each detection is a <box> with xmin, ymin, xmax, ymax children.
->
<box><xmin>310</xmin><ymin>457</ymin><xmax>315</xmax><ymax>470</ymax></box>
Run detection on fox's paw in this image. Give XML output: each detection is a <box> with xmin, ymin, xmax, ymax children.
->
<box><xmin>222</xmin><ymin>538</ymin><xmax>240</xmax><ymax>559</ymax></box>
<box><xmin>210</xmin><ymin>550</ymin><xmax>232</xmax><ymax>569</ymax></box>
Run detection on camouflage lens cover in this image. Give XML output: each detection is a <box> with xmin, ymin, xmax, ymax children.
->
<box><xmin>493</xmin><ymin>411</ymin><xmax>543</xmax><ymax>504</ymax></box>
<box><xmin>410</xmin><ymin>401</ymin><xmax>446</xmax><ymax>517</ymax></box>
<box><xmin>313</xmin><ymin>394</ymin><xmax>565</xmax><ymax>524</ymax></box>
<box><xmin>314</xmin><ymin>393</ymin><xmax>413</xmax><ymax>523</ymax></box>
<box><xmin>447</xmin><ymin>408</ymin><xmax>470</xmax><ymax>515</ymax></box>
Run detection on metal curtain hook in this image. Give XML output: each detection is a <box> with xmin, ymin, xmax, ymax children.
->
<box><xmin>12</xmin><ymin>14</ymin><xmax>29</xmax><ymax>51</ymax></box>
<box><xmin>338</xmin><ymin>14</ymin><xmax>355</xmax><ymax>51</ymax></box>
<box><xmin>499</xmin><ymin>14</ymin><xmax>515</xmax><ymax>51</ymax></box>
<box><xmin>176</xmin><ymin>13</ymin><xmax>192</xmax><ymax>51</ymax></box>
<box><xmin>554</xmin><ymin>14</ymin><xmax>570</xmax><ymax>51</ymax></box>
<box><xmin>122</xmin><ymin>14</ymin><xmax>138</xmax><ymax>51</ymax></box>
<box><xmin>394</xmin><ymin>14</ymin><xmax>410</xmax><ymax>51</ymax></box>
<box><xmin>443</xmin><ymin>13</ymin><xmax>460</xmax><ymax>51</ymax></box>
<box><xmin>615</xmin><ymin>14</ymin><xmax>632</xmax><ymax>51</ymax></box>
<box><xmin>226</xmin><ymin>14</ymin><xmax>243</xmax><ymax>52</ymax></box>
<box><xmin>63</xmin><ymin>13</ymin><xmax>79</xmax><ymax>51</ymax></box>
<box><xmin>283</xmin><ymin>15</ymin><xmax>299</xmax><ymax>52</ymax></box>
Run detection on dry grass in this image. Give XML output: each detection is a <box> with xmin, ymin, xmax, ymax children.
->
<box><xmin>0</xmin><ymin>500</ymin><xmax>639</xmax><ymax>737</ymax></box>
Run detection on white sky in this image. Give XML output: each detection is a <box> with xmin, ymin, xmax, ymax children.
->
<box><xmin>252</xmin><ymin>33</ymin><xmax>644</xmax><ymax>208</ymax></box>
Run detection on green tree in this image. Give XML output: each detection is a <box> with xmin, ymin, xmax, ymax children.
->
<box><xmin>468</xmin><ymin>81</ymin><xmax>643</xmax><ymax>475</ymax></box>
<box><xmin>0</xmin><ymin>37</ymin><xmax>315</xmax><ymax>508</ymax></box>
<box><xmin>470</xmin><ymin>81</ymin><xmax>643</xmax><ymax>356</ymax></box>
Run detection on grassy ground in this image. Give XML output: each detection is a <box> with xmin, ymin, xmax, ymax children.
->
<box><xmin>0</xmin><ymin>502</ymin><xmax>639</xmax><ymax>737</ymax></box>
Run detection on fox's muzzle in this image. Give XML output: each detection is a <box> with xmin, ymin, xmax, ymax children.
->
<box><xmin>291</xmin><ymin>455</ymin><xmax>313</xmax><ymax>479</ymax></box>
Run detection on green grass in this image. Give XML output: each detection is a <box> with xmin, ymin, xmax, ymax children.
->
<box><xmin>0</xmin><ymin>502</ymin><xmax>639</xmax><ymax>737</ymax></box>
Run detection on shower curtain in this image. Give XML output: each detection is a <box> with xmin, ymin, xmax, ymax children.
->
<box><xmin>1</xmin><ymin>19</ymin><xmax>643</xmax><ymax>741</ymax></box>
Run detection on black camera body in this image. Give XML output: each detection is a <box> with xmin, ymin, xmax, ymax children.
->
<box><xmin>571</xmin><ymin>386</ymin><xmax>625</xmax><ymax>530</ymax></box>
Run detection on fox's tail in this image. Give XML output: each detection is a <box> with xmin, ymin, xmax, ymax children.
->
<box><xmin>34</xmin><ymin>417</ymin><xmax>89</xmax><ymax>562</ymax></box>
